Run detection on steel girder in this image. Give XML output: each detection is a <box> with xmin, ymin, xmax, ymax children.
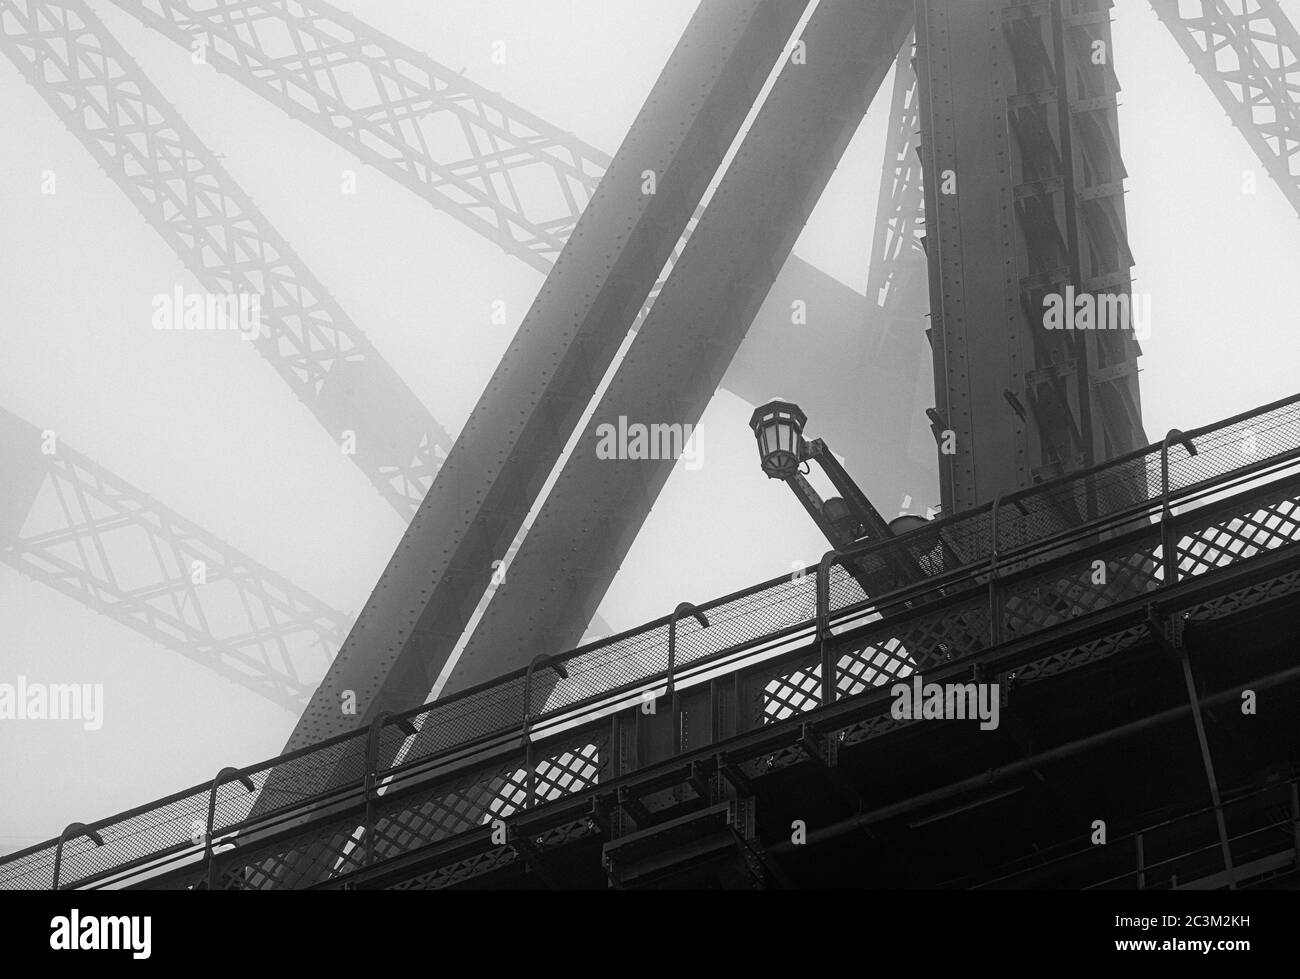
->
<box><xmin>273</xmin><ymin>0</ymin><xmax>812</xmax><ymax>758</ymax></box>
<box><xmin>0</xmin><ymin>407</ymin><xmax>343</xmax><ymax>708</ymax></box>
<box><xmin>867</xmin><ymin>37</ymin><xmax>926</xmax><ymax>316</ymax></box>
<box><xmin>862</xmin><ymin>35</ymin><xmax>938</xmax><ymax>511</ymax></box>
<box><xmin>436</xmin><ymin>0</ymin><xmax>916</xmax><ymax>699</ymax></box>
<box><xmin>915</xmin><ymin>0</ymin><xmax>1145</xmax><ymax>515</ymax></box>
<box><xmin>1150</xmin><ymin>0</ymin><xmax>1300</xmax><ymax>217</ymax></box>
<box><xmin>0</xmin><ymin>0</ymin><xmax>848</xmax><ymax>726</ymax></box>
<box><xmin>110</xmin><ymin>0</ymin><xmax>606</xmax><ymax>273</ymax></box>
<box><xmin>0</xmin><ymin>0</ymin><xmax>451</xmax><ymax>518</ymax></box>
<box><xmin>109</xmin><ymin>0</ymin><xmax>922</xmax><ymax>473</ymax></box>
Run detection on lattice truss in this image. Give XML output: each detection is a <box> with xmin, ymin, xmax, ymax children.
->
<box><xmin>3</xmin><ymin>414</ymin><xmax>1297</xmax><ymax>889</ymax></box>
<box><xmin>114</xmin><ymin>0</ymin><xmax>609</xmax><ymax>271</ymax></box>
<box><xmin>1151</xmin><ymin>0</ymin><xmax>1300</xmax><ymax>215</ymax></box>
<box><xmin>0</xmin><ymin>0</ymin><xmax>453</xmax><ymax>517</ymax></box>
<box><xmin>868</xmin><ymin>35</ymin><xmax>925</xmax><ymax>315</ymax></box>
<box><xmin>0</xmin><ymin>0</ymin><xmax>838</xmax><ymax>709</ymax></box>
<box><xmin>0</xmin><ymin>409</ymin><xmax>343</xmax><ymax>708</ymax></box>
<box><xmin>1</xmin><ymin>0</ymin><xmax>1296</xmax><ymax>721</ymax></box>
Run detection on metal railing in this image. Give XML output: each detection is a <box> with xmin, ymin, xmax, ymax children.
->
<box><xmin>3</xmin><ymin>392</ymin><xmax>1299</xmax><ymax>890</ymax></box>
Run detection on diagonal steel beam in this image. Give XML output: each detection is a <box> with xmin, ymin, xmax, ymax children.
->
<box><xmin>0</xmin><ymin>406</ymin><xmax>344</xmax><ymax>709</ymax></box>
<box><xmin>1150</xmin><ymin>0</ymin><xmax>1300</xmax><ymax>217</ymax></box>
<box><xmin>2</xmin><ymin>1</ymin><xmax>619</xmax><ymax>703</ymax></box>
<box><xmin>271</xmin><ymin>0</ymin><xmax>813</xmax><ymax>759</ymax></box>
<box><xmin>0</xmin><ymin>0</ymin><xmax>451</xmax><ymax>519</ymax></box>
<box><xmin>109</xmin><ymin>0</ymin><xmax>910</xmax><ymax>463</ymax></box>
<box><xmin>438</xmin><ymin>0</ymin><xmax>916</xmax><ymax>697</ymax></box>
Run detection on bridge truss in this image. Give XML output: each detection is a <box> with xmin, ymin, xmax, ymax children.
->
<box><xmin>0</xmin><ymin>0</ymin><xmax>1298</xmax><ymax>885</ymax></box>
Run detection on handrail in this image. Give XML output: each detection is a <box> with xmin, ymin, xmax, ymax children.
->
<box><xmin>24</xmin><ymin>457</ymin><xmax>1300</xmax><ymax>891</ymax></box>
<box><xmin>4</xmin><ymin>391</ymin><xmax>1299</xmax><ymax>889</ymax></box>
<box><xmin>194</xmin><ymin>478</ymin><xmax>1300</xmax><ymax>890</ymax></box>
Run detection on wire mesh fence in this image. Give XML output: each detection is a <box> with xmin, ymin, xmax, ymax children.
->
<box><xmin>3</xmin><ymin>394</ymin><xmax>1298</xmax><ymax>890</ymax></box>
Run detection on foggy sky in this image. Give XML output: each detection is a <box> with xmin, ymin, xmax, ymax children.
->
<box><xmin>1</xmin><ymin>0</ymin><xmax>1298</xmax><ymax>852</ymax></box>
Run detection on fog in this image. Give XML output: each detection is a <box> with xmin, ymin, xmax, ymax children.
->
<box><xmin>1</xmin><ymin>0</ymin><xmax>1297</xmax><ymax>852</ymax></box>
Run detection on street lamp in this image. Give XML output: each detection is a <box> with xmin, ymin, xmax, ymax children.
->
<box><xmin>749</xmin><ymin>400</ymin><xmax>807</xmax><ymax>480</ymax></box>
<box><xmin>748</xmin><ymin>399</ymin><xmax>937</xmax><ymax>599</ymax></box>
<box><xmin>748</xmin><ymin>399</ymin><xmax>893</xmax><ymax>550</ymax></box>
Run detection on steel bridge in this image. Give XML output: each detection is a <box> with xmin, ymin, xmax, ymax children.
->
<box><xmin>2</xmin><ymin>0</ymin><xmax>1299</xmax><ymax>889</ymax></box>
<box><xmin>4</xmin><ymin>392</ymin><xmax>1299</xmax><ymax>889</ymax></box>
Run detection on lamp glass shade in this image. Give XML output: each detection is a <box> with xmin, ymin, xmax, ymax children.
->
<box><xmin>749</xmin><ymin>400</ymin><xmax>807</xmax><ymax>480</ymax></box>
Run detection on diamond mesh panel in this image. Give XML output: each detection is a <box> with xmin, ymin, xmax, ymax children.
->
<box><xmin>837</xmin><ymin>637</ymin><xmax>917</xmax><ymax>697</ymax></box>
<box><xmin>1002</xmin><ymin>542</ymin><xmax>1163</xmax><ymax>638</ymax></box>
<box><xmin>1176</xmin><ymin>493</ymin><xmax>1300</xmax><ymax>579</ymax></box>
<box><xmin>204</xmin><ymin>732</ymin><xmax>610</xmax><ymax>888</ymax></box>
<box><xmin>759</xmin><ymin>663</ymin><xmax>824</xmax><ymax>724</ymax></box>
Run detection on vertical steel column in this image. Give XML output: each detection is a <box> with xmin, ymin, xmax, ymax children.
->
<box><xmin>914</xmin><ymin>0</ymin><xmax>1144</xmax><ymax>515</ymax></box>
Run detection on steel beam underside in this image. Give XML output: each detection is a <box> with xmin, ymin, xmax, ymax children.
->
<box><xmin>438</xmin><ymin>0</ymin><xmax>916</xmax><ymax>700</ymax></box>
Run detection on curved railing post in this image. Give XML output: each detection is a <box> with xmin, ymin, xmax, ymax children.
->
<box><xmin>1160</xmin><ymin>429</ymin><xmax>1198</xmax><ymax>585</ymax></box>
<box><xmin>52</xmin><ymin>822</ymin><xmax>103</xmax><ymax>891</ymax></box>
<box><xmin>205</xmin><ymin>766</ymin><xmax>255</xmax><ymax>890</ymax></box>
<box><xmin>361</xmin><ymin>711</ymin><xmax>415</xmax><ymax>867</ymax></box>
<box><xmin>668</xmin><ymin>602</ymin><xmax>709</xmax><ymax>753</ymax></box>
<box><xmin>816</xmin><ymin>550</ymin><xmax>838</xmax><ymax>705</ymax></box>
<box><xmin>522</xmin><ymin>652</ymin><xmax>569</xmax><ymax>810</ymax></box>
